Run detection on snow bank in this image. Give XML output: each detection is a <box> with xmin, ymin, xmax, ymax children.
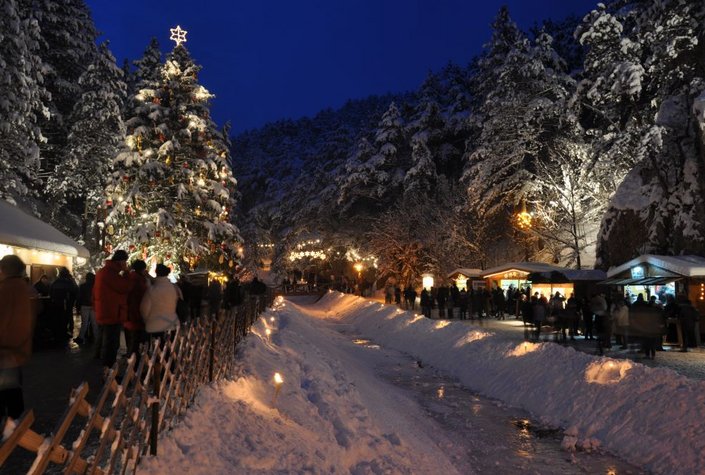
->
<box><xmin>315</xmin><ymin>292</ymin><xmax>705</xmax><ymax>475</ymax></box>
<box><xmin>140</xmin><ymin>296</ymin><xmax>467</xmax><ymax>474</ymax></box>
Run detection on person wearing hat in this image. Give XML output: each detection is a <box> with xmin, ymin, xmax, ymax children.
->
<box><xmin>141</xmin><ymin>263</ymin><xmax>182</xmax><ymax>346</ymax></box>
<box><xmin>0</xmin><ymin>254</ymin><xmax>35</xmax><ymax>418</ymax></box>
<box><xmin>93</xmin><ymin>250</ymin><xmax>133</xmax><ymax>369</ymax></box>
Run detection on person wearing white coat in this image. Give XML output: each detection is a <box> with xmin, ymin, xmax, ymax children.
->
<box><xmin>140</xmin><ymin>264</ymin><xmax>182</xmax><ymax>342</ymax></box>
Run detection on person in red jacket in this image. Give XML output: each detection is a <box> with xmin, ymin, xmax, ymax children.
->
<box><xmin>124</xmin><ymin>259</ymin><xmax>149</xmax><ymax>357</ymax></box>
<box><xmin>93</xmin><ymin>250</ymin><xmax>133</xmax><ymax>369</ymax></box>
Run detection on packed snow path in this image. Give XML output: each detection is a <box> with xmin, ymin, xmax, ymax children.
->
<box><xmin>140</xmin><ymin>293</ymin><xmax>705</xmax><ymax>474</ymax></box>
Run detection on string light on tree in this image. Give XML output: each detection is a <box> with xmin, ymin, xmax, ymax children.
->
<box><xmin>106</xmin><ymin>25</ymin><xmax>242</xmax><ymax>272</ymax></box>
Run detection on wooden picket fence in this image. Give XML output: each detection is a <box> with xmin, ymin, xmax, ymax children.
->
<box><xmin>0</xmin><ymin>292</ymin><xmax>273</xmax><ymax>474</ymax></box>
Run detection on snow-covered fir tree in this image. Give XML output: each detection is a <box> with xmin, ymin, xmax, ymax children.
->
<box><xmin>35</xmin><ymin>0</ymin><xmax>98</xmax><ymax>177</ymax></box>
<box><xmin>403</xmin><ymin>137</ymin><xmax>437</xmax><ymax>198</ymax></box>
<box><xmin>464</xmin><ymin>8</ymin><xmax>574</xmax><ymax>241</ymax></box>
<box><xmin>337</xmin><ymin>102</ymin><xmax>408</xmax><ymax>214</ymax></box>
<box><xmin>595</xmin><ymin>0</ymin><xmax>705</xmax><ymax>266</ymax></box>
<box><xmin>0</xmin><ymin>0</ymin><xmax>48</xmax><ymax>203</ymax></box>
<box><xmin>107</xmin><ymin>40</ymin><xmax>240</xmax><ymax>273</ymax></box>
<box><xmin>48</xmin><ymin>43</ymin><xmax>126</xmax><ymax>249</ymax></box>
<box><xmin>125</xmin><ymin>38</ymin><xmax>162</xmax><ymax>118</ymax></box>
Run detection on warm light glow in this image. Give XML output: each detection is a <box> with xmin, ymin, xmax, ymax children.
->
<box><xmin>436</xmin><ymin>386</ymin><xmax>445</xmax><ymax>399</ymax></box>
<box><xmin>422</xmin><ymin>274</ymin><xmax>434</xmax><ymax>290</ymax></box>
<box><xmin>354</xmin><ymin>263</ymin><xmax>363</xmax><ymax>273</ymax></box>
<box><xmin>585</xmin><ymin>360</ymin><xmax>632</xmax><ymax>385</ymax></box>
<box><xmin>516</xmin><ymin>210</ymin><xmax>532</xmax><ymax>229</ymax></box>
<box><xmin>273</xmin><ymin>373</ymin><xmax>283</xmax><ymax>385</ymax></box>
<box><xmin>0</xmin><ymin>245</ymin><xmax>14</xmax><ymax>256</ymax></box>
<box><xmin>265</xmin><ymin>328</ymin><xmax>271</xmax><ymax>336</ymax></box>
<box><xmin>507</xmin><ymin>341</ymin><xmax>540</xmax><ymax>357</ymax></box>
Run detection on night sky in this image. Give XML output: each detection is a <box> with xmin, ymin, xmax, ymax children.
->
<box><xmin>86</xmin><ymin>0</ymin><xmax>599</xmax><ymax>133</ymax></box>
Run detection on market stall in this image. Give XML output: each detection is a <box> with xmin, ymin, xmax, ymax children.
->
<box><xmin>602</xmin><ymin>254</ymin><xmax>705</xmax><ymax>344</ymax></box>
<box><xmin>602</xmin><ymin>254</ymin><xmax>705</xmax><ymax>307</ymax></box>
<box><xmin>0</xmin><ymin>200</ymin><xmax>89</xmax><ymax>282</ymax></box>
<box><xmin>446</xmin><ymin>268</ymin><xmax>484</xmax><ymax>291</ymax></box>
<box><xmin>481</xmin><ymin>262</ymin><xmax>559</xmax><ymax>294</ymax></box>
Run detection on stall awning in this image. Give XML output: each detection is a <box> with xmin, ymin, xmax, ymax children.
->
<box><xmin>0</xmin><ymin>200</ymin><xmax>89</xmax><ymax>258</ymax></box>
<box><xmin>598</xmin><ymin>276</ymin><xmax>681</xmax><ymax>286</ymax></box>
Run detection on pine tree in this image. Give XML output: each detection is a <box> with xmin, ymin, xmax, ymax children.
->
<box><xmin>0</xmin><ymin>0</ymin><xmax>47</xmax><ymax>202</ymax></box>
<box><xmin>126</xmin><ymin>38</ymin><xmax>162</xmax><ymax>116</ymax></box>
<box><xmin>48</xmin><ymin>43</ymin><xmax>126</xmax><ymax>249</ymax></box>
<box><xmin>107</xmin><ymin>41</ymin><xmax>240</xmax><ymax>272</ymax></box>
<box><xmin>464</xmin><ymin>8</ymin><xmax>574</xmax><ymax>219</ymax></box>
<box><xmin>35</xmin><ymin>0</ymin><xmax>98</xmax><ymax>176</ymax></box>
<box><xmin>336</xmin><ymin>102</ymin><xmax>409</xmax><ymax>216</ymax></box>
<box><xmin>595</xmin><ymin>0</ymin><xmax>705</xmax><ymax>265</ymax></box>
<box><xmin>404</xmin><ymin>138</ymin><xmax>437</xmax><ymax>198</ymax></box>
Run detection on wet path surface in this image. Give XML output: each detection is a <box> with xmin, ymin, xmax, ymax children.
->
<box><xmin>350</xmin><ymin>336</ymin><xmax>645</xmax><ymax>474</ymax></box>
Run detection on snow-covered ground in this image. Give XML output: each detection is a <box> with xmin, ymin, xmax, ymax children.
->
<box><xmin>140</xmin><ymin>292</ymin><xmax>705</xmax><ymax>474</ymax></box>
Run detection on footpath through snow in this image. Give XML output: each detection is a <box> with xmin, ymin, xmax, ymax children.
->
<box><xmin>141</xmin><ymin>292</ymin><xmax>705</xmax><ymax>474</ymax></box>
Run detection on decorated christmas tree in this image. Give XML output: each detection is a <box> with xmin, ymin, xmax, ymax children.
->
<box><xmin>106</xmin><ymin>26</ymin><xmax>241</xmax><ymax>273</ymax></box>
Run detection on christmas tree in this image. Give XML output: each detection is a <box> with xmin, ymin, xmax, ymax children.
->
<box><xmin>106</xmin><ymin>26</ymin><xmax>241</xmax><ymax>273</ymax></box>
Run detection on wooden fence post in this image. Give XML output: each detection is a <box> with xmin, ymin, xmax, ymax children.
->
<box><xmin>150</xmin><ymin>360</ymin><xmax>161</xmax><ymax>456</ymax></box>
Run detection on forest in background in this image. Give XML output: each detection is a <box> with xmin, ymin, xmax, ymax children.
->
<box><xmin>233</xmin><ymin>0</ymin><xmax>705</xmax><ymax>284</ymax></box>
<box><xmin>1</xmin><ymin>0</ymin><xmax>704</xmax><ymax>283</ymax></box>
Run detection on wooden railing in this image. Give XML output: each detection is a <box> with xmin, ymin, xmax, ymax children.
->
<box><xmin>1</xmin><ymin>291</ymin><xmax>273</xmax><ymax>474</ymax></box>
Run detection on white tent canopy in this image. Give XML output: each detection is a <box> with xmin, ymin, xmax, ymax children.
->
<box><xmin>0</xmin><ymin>200</ymin><xmax>89</xmax><ymax>258</ymax></box>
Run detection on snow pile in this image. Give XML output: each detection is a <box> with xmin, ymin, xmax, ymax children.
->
<box><xmin>141</xmin><ymin>292</ymin><xmax>704</xmax><ymax>474</ymax></box>
<box><xmin>139</xmin><ymin>296</ymin><xmax>466</xmax><ymax>474</ymax></box>
<box><xmin>314</xmin><ymin>292</ymin><xmax>705</xmax><ymax>474</ymax></box>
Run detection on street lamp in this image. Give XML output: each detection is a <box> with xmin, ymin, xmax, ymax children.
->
<box><xmin>515</xmin><ymin>200</ymin><xmax>533</xmax><ymax>261</ymax></box>
<box><xmin>354</xmin><ymin>262</ymin><xmax>364</xmax><ymax>278</ymax></box>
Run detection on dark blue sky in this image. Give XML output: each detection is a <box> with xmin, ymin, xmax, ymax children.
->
<box><xmin>86</xmin><ymin>0</ymin><xmax>598</xmax><ymax>133</ymax></box>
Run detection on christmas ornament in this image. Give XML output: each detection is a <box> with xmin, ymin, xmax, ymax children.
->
<box><xmin>169</xmin><ymin>25</ymin><xmax>188</xmax><ymax>46</ymax></box>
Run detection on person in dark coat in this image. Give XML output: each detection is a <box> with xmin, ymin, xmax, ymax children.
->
<box><xmin>49</xmin><ymin>267</ymin><xmax>78</xmax><ymax>344</ymax></box>
<box><xmin>207</xmin><ymin>279</ymin><xmax>223</xmax><ymax>318</ymax></box>
<box><xmin>404</xmin><ymin>286</ymin><xmax>417</xmax><ymax>310</ymax></box>
<box><xmin>458</xmin><ymin>288</ymin><xmax>468</xmax><ymax>320</ymax></box>
<box><xmin>74</xmin><ymin>272</ymin><xmax>96</xmax><ymax>345</ymax></box>
<box><xmin>124</xmin><ymin>260</ymin><xmax>149</xmax><ymax>356</ymax></box>
<box><xmin>436</xmin><ymin>286</ymin><xmax>448</xmax><ymax>319</ymax></box>
<box><xmin>225</xmin><ymin>277</ymin><xmax>244</xmax><ymax>326</ymax></box>
<box><xmin>93</xmin><ymin>250</ymin><xmax>133</xmax><ymax>369</ymax></box>
<box><xmin>420</xmin><ymin>288</ymin><xmax>432</xmax><ymax>318</ymax></box>
<box><xmin>676</xmin><ymin>295</ymin><xmax>700</xmax><ymax>351</ymax></box>
<box><xmin>34</xmin><ymin>275</ymin><xmax>50</xmax><ymax>297</ymax></box>
<box><xmin>521</xmin><ymin>294</ymin><xmax>534</xmax><ymax>340</ymax></box>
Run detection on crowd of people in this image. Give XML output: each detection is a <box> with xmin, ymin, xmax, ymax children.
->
<box><xmin>0</xmin><ymin>250</ymin><xmax>269</xmax><ymax>420</ymax></box>
<box><xmin>373</xmin><ymin>279</ymin><xmax>701</xmax><ymax>360</ymax></box>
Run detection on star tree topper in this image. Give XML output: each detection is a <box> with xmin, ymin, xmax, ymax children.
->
<box><xmin>170</xmin><ymin>25</ymin><xmax>188</xmax><ymax>46</ymax></box>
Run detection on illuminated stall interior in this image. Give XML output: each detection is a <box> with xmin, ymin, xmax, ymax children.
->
<box><xmin>603</xmin><ymin>255</ymin><xmax>705</xmax><ymax>310</ymax></box>
<box><xmin>481</xmin><ymin>262</ymin><xmax>558</xmax><ymax>294</ymax></box>
<box><xmin>0</xmin><ymin>200</ymin><xmax>89</xmax><ymax>282</ymax></box>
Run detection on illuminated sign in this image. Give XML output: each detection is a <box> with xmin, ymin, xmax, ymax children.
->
<box><xmin>630</xmin><ymin>266</ymin><xmax>645</xmax><ymax>279</ymax></box>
